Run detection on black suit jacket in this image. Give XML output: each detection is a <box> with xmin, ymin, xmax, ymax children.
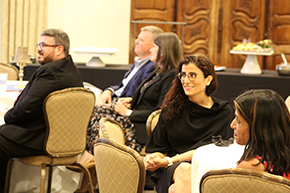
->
<box><xmin>130</xmin><ymin>68</ymin><xmax>177</xmax><ymax>144</ymax></box>
<box><xmin>0</xmin><ymin>55</ymin><xmax>83</xmax><ymax>150</ymax></box>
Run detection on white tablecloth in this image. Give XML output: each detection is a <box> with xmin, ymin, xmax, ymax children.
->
<box><xmin>191</xmin><ymin>142</ymin><xmax>245</xmax><ymax>193</ymax></box>
<box><xmin>0</xmin><ymin>91</ymin><xmax>20</xmax><ymax>125</ymax></box>
<box><xmin>0</xmin><ymin>81</ymin><xmax>81</xmax><ymax>192</ymax></box>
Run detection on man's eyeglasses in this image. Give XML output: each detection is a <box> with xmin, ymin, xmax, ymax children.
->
<box><xmin>177</xmin><ymin>72</ymin><xmax>203</xmax><ymax>82</ymax></box>
<box><xmin>36</xmin><ymin>42</ymin><xmax>59</xmax><ymax>49</ymax></box>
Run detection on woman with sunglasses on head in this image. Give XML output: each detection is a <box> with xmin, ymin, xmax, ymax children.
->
<box><xmin>144</xmin><ymin>54</ymin><xmax>234</xmax><ymax>193</ymax></box>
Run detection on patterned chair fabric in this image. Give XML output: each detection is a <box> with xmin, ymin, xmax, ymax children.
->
<box><xmin>200</xmin><ymin>168</ymin><xmax>290</xmax><ymax>193</ymax></box>
<box><xmin>0</xmin><ymin>63</ymin><xmax>19</xmax><ymax>80</ymax></box>
<box><xmin>139</xmin><ymin>109</ymin><xmax>161</xmax><ymax>156</ymax></box>
<box><xmin>146</xmin><ymin>109</ymin><xmax>161</xmax><ymax>136</ymax></box>
<box><xmin>94</xmin><ymin>138</ymin><xmax>146</xmax><ymax>193</ymax></box>
<box><xmin>99</xmin><ymin>117</ymin><xmax>126</xmax><ymax>144</ymax></box>
<box><xmin>4</xmin><ymin>87</ymin><xmax>95</xmax><ymax>193</ymax></box>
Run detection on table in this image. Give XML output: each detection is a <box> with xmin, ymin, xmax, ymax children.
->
<box><xmin>22</xmin><ymin>65</ymin><xmax>290</xmax><ymax>102</ymax></box>
<box><xmin>0</xmin><ymin>81</ymin><xmax>81</xmax><ymax>192</ymax></box>
<box><xmin>23</xmin><ymin>63</ymin><xmax>131</xmax><ymax>91</ymax></box>
<box><xmin>0</xmin><ymin>81</ymin><xmax>26</xmax><ymax>125</ymax></box>
<box><xmin>212</xmin><ymin>68</ymin><xmax>290</xmax><ymax>101</ymax></box>
<box><xmin>191</xmin><ymin>142</ymin><xmax>245</xmax><ymax>193</ymax></box>
<box><xmin>0</xmin><ymin>91</ymin><xmax>20</xmax><ymax>125</ymax></box>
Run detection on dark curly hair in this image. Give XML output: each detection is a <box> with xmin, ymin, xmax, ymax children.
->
<box><xmin>161</xmin><ymin>54</ymin><xmax>217</xmax><ymax>124</ymax></box>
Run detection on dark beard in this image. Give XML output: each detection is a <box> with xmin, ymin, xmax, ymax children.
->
<box><xmin>38</xmin><ymin>52</ymin><xmax>54</xmax><ymax>65</ymax></box>
<box><xmin>38</xmin><ymin>58</ymin><xmax>53</xmax><ymax>65</ymax></box>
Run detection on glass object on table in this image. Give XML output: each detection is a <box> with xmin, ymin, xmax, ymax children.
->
<box><xmin>12</xmin><ymin>47</ymin><xmax>31</xmax><ymax>88</ymax></box>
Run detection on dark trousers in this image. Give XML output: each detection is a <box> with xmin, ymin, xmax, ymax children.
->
<box><xmin>0</xmin><ymin>134</ymin><xmax>45</xmax><ymax>191</ymax></box>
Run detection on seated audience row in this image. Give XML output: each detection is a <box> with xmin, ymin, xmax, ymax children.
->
<box><xmin>101</xmin><ymin>25</ymin><xmax>163</xmax><ymax>105</ymax></box>
<box><xmin>2</xmin><ymin>25</ymin><xmax>289</xmax><ymax>193</ymax></box>
<box><xmin>75</xmin><ymin>31</ymin><xmax>183</xmax><ymax>191</ymax></box>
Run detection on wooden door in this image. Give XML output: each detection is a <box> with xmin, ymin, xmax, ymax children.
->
<box><xmin>129</xmin><ymin>0</ymin><xmax>176</xmax><ymax>63</ymax></box>
<box><xmin>221</xmin><ymin>0</ymin><xmax>267</xmax><ymax>68</ymax></box>
<box><xmin>266</xmin><ymin>0</ymin><xmax>290</xmax><ymax>69</ymax></box>
<box><xmin>130</xmin><ymin>0</ymin><xmax>288</xmax><ymax>70</ymax></box>
<box><xmin>176</xmin><ymin>0</ymin><xmax>267</xmax><ymax>68</ymax></box>
<box><xmin>176</xmin><ymin>0</ymin><xmax>219</xmax><ymax>63</ymax></box>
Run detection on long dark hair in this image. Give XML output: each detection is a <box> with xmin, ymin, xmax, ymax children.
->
<box><xmin>154</xmin><ymin>32</ymin><xmax>183</xmax><ymax>74</ymax></box>
<box><xmin>161</xmin><ymin>54</ymin><xmax>217</xmax><ymax>123</ymax></box>
<box><xmin>235</xmin><ymin>89</ymin><xmax>290</xmax><ymax>174</ymax></box>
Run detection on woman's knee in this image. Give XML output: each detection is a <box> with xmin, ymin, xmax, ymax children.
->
<box><xmin>174</xmin><ymin>162</ymin><xmax>191</xmax><ymax>180</ymax></box>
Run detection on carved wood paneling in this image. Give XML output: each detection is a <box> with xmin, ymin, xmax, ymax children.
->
<box><xmin>130</xmin><ymin>0</ymin><xmax>287</xmax><ymax>70</ymax></box>
<box><xmin>129</xmin><ymin>0</ymin><xmax>176</xmax><ymax>63</ymax></box>
<box><xmin>176</xmin><ymin>0</ymin><xmax>217</xmax><ymax>62</ymax></box>
<box><xmin>221</xmin><ymin>0</ymin><xmax>266</xmax><ymax>68</ymax></box>
<box><xmin>266</xmin><ymin>0</ymin><xmax>290</xmax><ymax>69</ymax></box>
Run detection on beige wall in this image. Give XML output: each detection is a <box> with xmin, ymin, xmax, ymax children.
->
<box><xmin>49</xmin><ymin>0</ymin><xmax>131</xmax><ymax>65</ymax></box>
<box><xmin>0</xmin><ymin>0</ymin><xmax>131</xmax><ymax>64</ymax></box>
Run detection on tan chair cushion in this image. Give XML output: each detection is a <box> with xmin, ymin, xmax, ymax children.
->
<box><xmin>140</xmin><ymin>109</ymin><xmax>161</xmax><ymax>156</ymax></box>
<box><xmin>200</xmin><ymin>168</ymin><xmax>290</xmax><ymax>193</ymax></box>
<box><xmin>18</xmin><ymin>155</ymin><xmax>78</xmax><ymax>166</ymax></box>
<box><xmin>0</xmin><ymin>63</ymin><xmax>19</xmax><ymax>80</ymax></box>
<box><xmin>44</xmin><ymin>87</ymin><xmax>95</xmax><ymax>157</ymax></box>
<box><xmin>99</xmin><ymin>117</ymin><xmax>125</xmax><ymax>144</ymax></box>
<box><xmin>94</xmin><ymin>138</ymin><xmax>146</xmax><ymax>193</ymax></box>
<box><xmin>146</xmin><ymin>109</ymin><xmax>161</xmax><ymax>136</ymax></box>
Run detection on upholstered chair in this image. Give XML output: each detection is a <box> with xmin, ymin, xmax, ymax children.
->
<box><xmin>4</xmin><ymin>87</ymin><xmax>95</xmax><ymax>193</ymax></box>
<box><xmin>200</xmin><ymin>168</ymin><xmax>290</xmax><ymax>193</ymax></box>
<box><xmin>94</xmin><ymin>138</ymin><xmax>146</xmax><ymax>193</ymax></box>
<box><xmin>0</xmin><ymin>63</ymin><xmax>19</xmax><ymax>80</ymax></box>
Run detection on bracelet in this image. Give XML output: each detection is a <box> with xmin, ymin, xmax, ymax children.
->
<box><xmin>177</xmin><ymin>154</ymin><xmax>180</xmax><ymax>162</ymax></box>
<box><xmin>126</xmin><ymin>110</ymin><xmax>133</xmax><ymax>117</ymax></box>
<box><xmin>164</xmin><ymin>157</ymin><xmax>173</xmax><ymax>167</ymax></box>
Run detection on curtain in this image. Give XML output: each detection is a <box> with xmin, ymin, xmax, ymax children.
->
<box><xmin>1</xmin><ymin>0</ymin><xmax>48</xmax><ymax>63</ymax></box>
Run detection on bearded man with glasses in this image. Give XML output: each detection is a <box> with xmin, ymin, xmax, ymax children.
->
<box><xmin>0</xmin><ymin>28</ymin><xmax>83</xmax><ymax>192</ymax></box>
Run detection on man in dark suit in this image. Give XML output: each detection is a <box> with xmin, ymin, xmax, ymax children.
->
<box><xmin>101</xmin><ymin>26</ymin><xmax>164</xmax><ymax>104</ymax></box>
<box><xmin>0</xmin><ymin>28</ymin><xmax>83</xmax><ymax>191</ymax></box>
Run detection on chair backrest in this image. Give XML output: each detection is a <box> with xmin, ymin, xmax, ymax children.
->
<box><xmin>200</xmin><ymin>168</ymin><xmax>290</xmax><ymax>193</ymax></box>
<box><xmin>0</xmin><ymin>63</ymin><xmax>19</xmax><ymax>80</ymax></box>
<box><xmin>83</xmin><ymin>81</ymin><xmax>102</xmax><ymax>106</ymax></box>
<box><xmin>43</xmin><ymin>87</ymin><xmax>95</xmax><ymax>157</ymax></box>
<box><xmin>94</xmin><ymin>138</ymin><xmax>146</xmax><ymax>193</ymax></box>
<box><xmin>146</xmin><ymin>109</ymin><xmax>161</xmax><ymax>136</ymax></box>
<box><xmin>99</xmin><ymin>117</ymin><xmax>125</xmax><ymax>144</ymax></box>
